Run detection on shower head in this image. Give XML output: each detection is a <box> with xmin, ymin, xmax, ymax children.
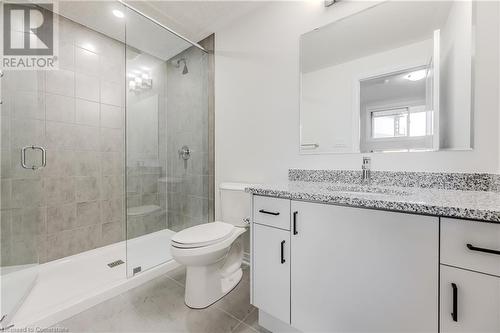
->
<box><xmin>176</xmin><ymin>58</ymin><xmax>188</xmax><ymax>75</ymax></box>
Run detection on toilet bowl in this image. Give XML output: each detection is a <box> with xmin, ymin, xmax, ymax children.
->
<box><xmin>171</xmin><ymin>183</ymin><xmax>252</xmax><ymax>309</ymax></box>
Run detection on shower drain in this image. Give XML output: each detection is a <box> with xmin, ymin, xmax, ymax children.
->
<box><xmin>107</xmin><ymin>259</ymin><xmax>125</xmax><ymax>268</ymax></box>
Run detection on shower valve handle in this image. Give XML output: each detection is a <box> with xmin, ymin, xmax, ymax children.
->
<box><xmin>178</xmin><ymin>145</ymin><xmax>191</xmax><ymax>160</ymax></box>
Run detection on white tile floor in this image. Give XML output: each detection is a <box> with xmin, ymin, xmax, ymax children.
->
<box><xmin>55</xmin><ymin>265</ymin><xmax>269</xmax><ymax>333</ymax></box>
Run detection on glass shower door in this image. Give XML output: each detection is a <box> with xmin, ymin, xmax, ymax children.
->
<box><xmin>124</xmin><ymin>5</ymin><xmax>211</xmax><ymax>277</ymax></box>
<box><xmin>1</xmin><ymin>68</ymin><xmax>45</xmax><ymax>327</ymax></box>
<box><xmin>1</xmin><ymin>2</ymin><xmax>127</xmax><ymax>326</ymax></box>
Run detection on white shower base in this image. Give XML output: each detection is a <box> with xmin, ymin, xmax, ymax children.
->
<box><xmin>9</xmin><ymin>229</ymin><xmax>179</xmax><ymax>329</ymax></box>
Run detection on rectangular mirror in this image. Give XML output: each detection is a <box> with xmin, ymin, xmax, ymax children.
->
<box><xmin>300</xmin><ymin>1</ymin><xmax>474</xmax><ymax>154</ymax></box>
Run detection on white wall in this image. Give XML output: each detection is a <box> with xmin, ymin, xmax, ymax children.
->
<box><xmin>439</xmin><ymin>0</ymin><xmax>473</xmax><ymax>149</ymax></box>
<box><xmin>214</xmin><ymin>1</ymin><xmax>500</xmax><ymax>215</ymax></box>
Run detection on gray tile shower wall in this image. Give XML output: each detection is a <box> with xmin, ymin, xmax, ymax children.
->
<box><xmin>1</xmin><ymin>15</ymin><xmax>125</xmax><ymax>265</ymax></box>
<box><xmin>165</xmin><ymin>45</ymin><xmax>211</xmax><ymax>232</ymax></box>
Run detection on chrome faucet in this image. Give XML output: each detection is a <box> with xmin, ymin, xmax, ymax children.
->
<box><xmin>361</xmin><ymin>156</ymin><xmax>371</xmax><ymax>184</ymax></box>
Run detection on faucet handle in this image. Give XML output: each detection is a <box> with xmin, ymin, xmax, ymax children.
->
<box><xmin>362</xmin><ymin>156</ymin><xmax>371</xmax><ymax>169</ymax></box>
<box><xmin>361</xmin><ymin>157</ymin><xmax>372</xmax><ymax>184</ymax></box>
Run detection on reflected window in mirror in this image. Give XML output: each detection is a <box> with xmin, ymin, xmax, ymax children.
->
<box><xmin>359</xmin><ymin>67</ymin><xmax>435</xmax><ymax>152</ymax></box>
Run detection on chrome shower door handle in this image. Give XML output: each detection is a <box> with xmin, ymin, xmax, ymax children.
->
<box><xmin>21</xmin><ymin>146</ymin><xmax>29</xmax><ymax>169</ymax></box>
<box><xmin>40</xmin><ymin>146</ymin><xmax>47</xmax><ymax>168</ymax></box>
<box><xmin>21</xmin><ymin>145</ymin><xmax>46</xmax><ymax>170</ymax></box>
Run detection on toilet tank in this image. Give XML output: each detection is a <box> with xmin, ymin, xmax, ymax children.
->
<box><xmin>219</xmin><ymin>183</ymin><xmax>252</xmax><ymax>227</ymax></box>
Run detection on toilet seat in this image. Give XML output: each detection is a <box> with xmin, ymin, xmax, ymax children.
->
<box><xmin>171</xmin><ymin>222</ymin><xmax>235</xmax><ymax>249</ymax></box>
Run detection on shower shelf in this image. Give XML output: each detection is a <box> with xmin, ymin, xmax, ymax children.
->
<box><xmin>158</xmin><ymin>177</ymin><xmax>183</xmax><ymax>184</ymax></box>
<box><xmin>127</xmin><ymin>205</ymin><xmax>162</xmax><ymax>217</ymax></box>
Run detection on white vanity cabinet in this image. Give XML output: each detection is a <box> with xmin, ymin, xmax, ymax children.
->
<box><xmin>251</xmin><ymin>195</ymin><xmax>500</xmax><ymax>333</ymax></box>
<box><xmin>290</xmin><ymin>200</ymin><xmax>439</xmax><ymax>332</ymax></box>
<box><xmin>251</xmin><ymin>195</ymin><xmax>439</xmax><ymax>332</ymax></box>
<box><xmin>440</xmin><ymin>218</ymin><xmax>500</xmax><ymax>333</ymax></box>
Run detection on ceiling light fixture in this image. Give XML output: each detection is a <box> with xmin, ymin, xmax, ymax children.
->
<box><xmin>128</xmin><ymin>70</ymin><xmax>153</xmax><ymax>92</ymax></box>
<box><xmin>404</xmin><ymin>69</ymin><xmax>426</xmax><ymax>81</ymax></box>
<box><xmin>325</xmin><ymin>0</ymin><xmax>338</xmax><ymax>7</ymax></box>
<box><xmin>112</xmin><ymin>9</ymin><xmax>124</xmax><ymax>18</ymax></box>
<box><xmin>81</xmin><ymin>43</ymin><xmax>96</xmax><ymax>52</ymax></box>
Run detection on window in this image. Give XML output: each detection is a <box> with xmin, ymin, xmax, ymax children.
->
<box><xmin>359</xmin><ymin>65</ymin><xmax>435</xmax><ymax>152</ymax></box>
<box><xmin>361</xmin><ymin>105</ymin><xmax>434</xmax><ymax>152</ymax></box>
<box><xmin>371</xmin><ymin>105</ymin><xmax>431</xmax><ymax>139</ymax></box>
<box><xmin>372</xmin><ymin>108</ymin><xmax>408</xmax><ymax>138</ymax></box>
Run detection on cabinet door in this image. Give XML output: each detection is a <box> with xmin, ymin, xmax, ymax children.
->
<box><xmin>290</xmin><ymin>201</ymin><xmax>438</xmax><ymax>332</ymax></box>
<box><xmin>252</xmin><ymin>223</ymin><xmax>290</xmax><ymax>324</ymax></box>
<box><xmin>441</xmin><ymin>265</ymin><xmax>500</xmax><ymax>333</ymax></box>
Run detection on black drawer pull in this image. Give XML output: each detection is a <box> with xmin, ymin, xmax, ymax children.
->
<box><xmin>293</xmin><ymin>211</ymin><xmax>298</xmax><ymax>235</ymax></box>
<box><xmin>280</xmin><ymin>240</ymin><xmax>286</xmax><ymax>264</ymax></box>
<box><xmin>466</xmin><ymin>243</ymin><xmax>500</xmax><ymax>256</ymax></box>
<box><xmin>259</xmin><ymin>209</ymin><xmax>280</xmax><ymax>216</ymax></box>
<box><xmin>451</xmin><ymin>283</ymin><xmax>458</xmax><ymax>322</ymax></box>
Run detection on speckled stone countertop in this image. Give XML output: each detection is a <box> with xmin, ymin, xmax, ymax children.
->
<box><xmin>245</xmin><ymin>170</ymin><xmax>500</xmax><ymax>223</ymax></box>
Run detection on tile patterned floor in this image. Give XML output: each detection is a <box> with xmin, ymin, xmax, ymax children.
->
<box><xmin>55</xmin><ymin>265</ymin><xmax>270</xmax><ymax>333</ymax></box>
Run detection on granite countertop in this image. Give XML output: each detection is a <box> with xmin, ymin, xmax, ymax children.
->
<box><xmin>245</xmin><ymin>181</ymin><xmax>500</xmax><ymax>223</ymax></box>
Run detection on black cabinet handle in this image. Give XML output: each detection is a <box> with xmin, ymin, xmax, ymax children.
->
<box><xmin>293</xmin><ymin>211</ymin><xmax>298</xmax><ymax>235</ymax></box>
<box><xmin>280</xmin><ymin>240</ymin><xmax>286</xmax><ymax>264</ymax></box>
<box><xmin>451</xmin><ymin>283</ymin><xmax>458</xmax><ymax>322</ymax></box>
<box><xmin>466</xmin><ymin>243</ymin><xmax>500</xmax><ymax>256</ymax></box>
<box><xmin>259</xmin><ymin>209</ymin><xmax>280</xmax><ymax>216</ymax></box>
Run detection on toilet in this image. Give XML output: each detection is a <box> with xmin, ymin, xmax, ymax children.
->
<box><xmin>171</xmin><ymin>182</ymin><xmax>251</xmax><ymax>309</ymax></box>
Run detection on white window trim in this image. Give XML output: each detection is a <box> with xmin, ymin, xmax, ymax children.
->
<box><xmin>363</xmin><ymin>103</ymin><xmax>434</xmax><ymax>152</ymax></box>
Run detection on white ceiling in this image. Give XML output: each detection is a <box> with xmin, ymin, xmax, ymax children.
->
<box><xmin>361</xmin><ymin>69</ymin><xmax>427</xmax><ymax>106</ymax></box>
<box><xmin>127</xmin><ymin>1</ymin><xmax>267</xmax><ymax>43</ymax></box>
<box><xmin>51</xmin><ymin>1</ymin><xmax>266</xmax><ymax>61</ymax></box>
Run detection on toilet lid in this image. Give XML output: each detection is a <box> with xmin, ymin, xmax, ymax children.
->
<box><xmin>171</xmin><ymin>222</ymin><xmax>235</xmax><ymax>248</ymax></box>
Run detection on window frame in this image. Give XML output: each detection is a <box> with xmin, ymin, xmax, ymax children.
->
<box><xmin>363</xmin><ymin>102</ymin><xmax>434</xmax><ymax>152</ymax></box>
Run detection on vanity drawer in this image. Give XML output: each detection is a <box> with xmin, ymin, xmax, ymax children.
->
<box><xmin>253</xmin><ymin>195</ymin><xmax>290</xmax><ymax>230</ymax></box>
<box><xmin>441</xmin><ymin>218</ymin><xmax>500</xmax><ymax>276</ymax></box>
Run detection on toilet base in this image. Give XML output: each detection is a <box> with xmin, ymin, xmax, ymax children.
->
<box><xmin>185</xmin><ymin>267</ymin><xmax>243</xmax><ymax>309</ymax></box>
<box><xmin>173</xmin><ymin>227</ymin><xmax>247</xmax><ymax>309</ymax></box>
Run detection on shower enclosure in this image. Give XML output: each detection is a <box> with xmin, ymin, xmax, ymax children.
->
<box><xmin>0</xmin><ymin>1</ymin><xmax>213</xmax><ymax>328</ymax></box>
<box><xmin>124</xmin><ymin>3</ymin><xmax>213</xmax><ymax>276</ymax></box>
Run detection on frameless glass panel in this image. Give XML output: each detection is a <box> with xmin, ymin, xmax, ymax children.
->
<box><xmin>409</xmin><ymin>111</ymin><xmax>428</xmax><ymax>137</ymax></box>
<box><xmin>124</xmin><ymin>6</ymin><xmax>210</xmax><ymax>277</ymax></box>
<box><xmin>1</xmin><ymin>1</ymin><xmax>126</xmax><ymax>325</ymax></box>
<box><xmin>1</xmin><ymin>66</ymin><xmax>45</xmax><ymax>328</ymax></box>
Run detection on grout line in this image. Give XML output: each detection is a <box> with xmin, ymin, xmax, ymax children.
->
<box><xmin>232</xmin><ymin>320</ymin><xmax>259</xmax><ymax>333</ymax></box>
<box><xmin>218</xmin><ymin>307</ymin><xmax>242</xmax><ymax>322</ymax></box>
<box><xmin>239</xmin><ymin>307</ymin><xmax>256</xmax><ymax>325</ymax></box>
<box><xmin>216</xmin><ymin>308</ymin><xmax>248</xmax><ymax>333</ymax></box>
<box><xmin>159</xmin><ymin>273</ymin><xmax>250</xmax><ymax>333</ymax></box>
<box><xmin>164</xmin><ymin>275</ymin><xmax>185</xmax><ymax>288</ymax></box>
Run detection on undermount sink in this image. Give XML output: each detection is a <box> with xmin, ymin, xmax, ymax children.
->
<box><xmin>326</xmin><ymin>184</ymin><xmax>409</xmax><ymax>197</ymax></box>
